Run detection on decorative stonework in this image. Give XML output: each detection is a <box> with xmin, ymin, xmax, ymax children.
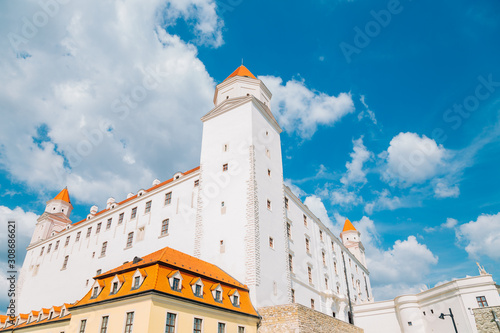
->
<box><xmin>473</xmin><ymin>306</ymin><xmax>500</xmax><ymax>333</ymax></box>
<box><xmin>245</xmin><ymin>145</ymin><xmax>261</xmax><ymax>287</ymax></box>
<box><xmin>258</xmin><ymin>303</ymin><xmax>364</xmax><ymax>333</ymax></box>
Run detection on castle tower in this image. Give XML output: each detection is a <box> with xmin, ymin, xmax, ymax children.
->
<box><xmin>340</xmin><ymin>219</ymin><xmax>366</xmax><ymax>267</ymax></box>
<box><xmin>30</xmin><ymin>188</ymin><xmax>73</xmax><ymax>244</ymax></box>
<box><xmin>195</xmin><ymin>65</ymin><xmax>289</xmax><ymax>307</ymax></box>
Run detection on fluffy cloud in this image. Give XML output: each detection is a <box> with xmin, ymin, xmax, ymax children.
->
<box><xmin>456</xmin><ymin>212</ymin><xmax>500</xmax><ymax>260</ymax></box>
<box><xmin>341</xmin><ymin>137</ymin><xmax>372</xmax><ymax>186</ymax></box>
<box><xmin>259</xmin><ymin>76</ymin><xmax>355</xmax><ymax>139</ymax></box>
<box><xmin>434</xmin><ymin>181</ymin><xmax>460</xmax><ymax>198</ymax></box>
<box><xmin>353</xmin><ymin>217</ymin><xmax>438</xmax><ymax>300</ymax></box>
<box><xmin>0</xmin><ymin>0</ymin><xmax>222</xmax><ymax>204</ymax></box>
<box><xmin>381</xmin><ymin>132</ymin><xmax>450</xmax><ymax>187</ymax></box>
<box><xmin>304</xmin><ymin>195</ymin><xmax>334</xmax><ymax>230</ymax></box>
<box><xmin>364</xmin><ymin>189</ymin><xmax>404</xmax><ymax>215</ymax></box>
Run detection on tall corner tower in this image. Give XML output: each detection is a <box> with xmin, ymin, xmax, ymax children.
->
<box><xmin>195</xmin><ymin>65</ymin><xmax>290</xmax><ymax>307</ymax></box>
<box><xmin>340</xmin><ymin>219</ymin><xmax>366</xmax><ymax>267</ymax></box>
<box><xmin>30</xmin><ymin>188</ymin><xmax>73</xmax><ymax>245</ymax></box>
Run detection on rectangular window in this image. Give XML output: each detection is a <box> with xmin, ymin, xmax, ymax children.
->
<box><xmin>287</xmin><ymin>223</ymin><xmax>291</xmax><ymax>238</ymax></box>
<box><xmin>305</xmin><ymin>238</ymin><xmax>310</xmax><ymax>253</ymax></box>
<box><xmin>319</xmin><ymin>230</ymin><xmax>323</xmax><ymax>241</ymax></box>
<box><xmin>76</xmin><ymin>231</ymin><xmax>81</xmax><ymax>241</ymax></box>
<box><xmin>291</xmin><ymin>289</ymin><xmax>295</xmax><ymax>303</ymax></box>
<box><xmin>145</xmin><ymin>201</ymin><xmax>152</xmax><ymax>213</ymax></box>
<box><xmin>124</xmin><ymin>312</ymin><xmax>134</xmax><ymax>333</ymax></box>
<box><xmin>268</xmin><ymin>169</ymin><xmax>271</xmax><ymax>177</ymax></box>
<box><xmin>322</xmin><ymin>252</ymin><xmax>326</xmax><ymax>266</ymax></box>
<box><xmin>238</xmin><ymin>327</ymin><xmax>245</xmax><ymax>333</ymax></box>
<box><xmin>218</xmin><ymin>322</ymin><xmax>226</xmax><ymax>333</ymax></box>
<box><xmin>126</xmin><ymin>232</ymin><xmax>134</xmax><ymax>248</ymax></box>
<box><xmin>477</xmin><ymin>296</ymin><xmax>488</xmax><ymax>307</ymax></box>
<box><xmin>215</xmin><ymin>290</ymin><xmax>222</xmax><ymax>302</ymax></box>
<box><xmin>131</xmin><ymin>207</ymin><xmax>137</xmax><ymax>219</ymax></box>
<box><xmin>165</xmin><ymin>313</ymin><xmax>176</xmax><ymax>333</ymax></box>
<box><xmin>133</xmin><ymin>276</ymin><xmax>140</xmax><ymax>289</ymax></box>
<box><xmin>79</xmin><ymin>319</ymin><xmax>87</xmax><ymax>333</ymax></box>
<box><xmin>325</xmin><ymin>277</ymin><xmax>328</xmax><ymax>289</ymax></box>
<box><xmin>289</xmin><ymin>254</ymin><xmax>293</xmax><ymax>272</ymax></box>
<box><xmin>65</xmin><ymin>236</ymin><xmax>70</xmax><ymax>246</ymax></box>
<box><xmin>172</xmin><ymin>278</ymin><xmax>180</xmax><ymax>291</ymax></box>
<box><xmin>55</xmin><ymin>240</ymin><xmax>60</xmax><ymax>250</ymax></box>
<box><xmin>223</xmin><ymin>144</ymin><xmax>228</xmax><ymax>152</ymax></box>
<box><xmin>112</xmin><ymin>282</ymin><xmax>118</xmax><ymax>294</ymax></box>
<box><xmin>96</xmin><ymin>222</ymin><xmax>102</xmax><ymax>233</ymax></box>
<box><xmin>232</xmin><ymin>295</ymin><xmax>239</xmax><ymax>306</ymax></box>
<box><xmin>165</xmin><ymin>192</ymin><xmax>172</xmax><ymax>205</ymax></box>
<box><xmin>86</xmin><ymin>227</ymin><xmax>92</xmax><ymax>238</ymax></box>
<box><xmin>284</xmin><ymin>197</ymin><xmax>288</xmax><ymax>208</ymax></box>
<box><xmin>267</xmin><ymin>199</ymin><xmax>271</xmax><ymax>210</ymax></box>
<box><xmin>193</xmin><ymin>318</ymin><xmax>202</xmax><ymax>333</ymax></box>
<box><xmin>269</xmin><ymin>237</ymin><xmax>274</xmax><ymax>248</ymax></box>
<box><xmin>308</xmin><ymin>266</ymin><xmax>313</xmax><ymax>284</ymax></box>
<box><xmin>106</xmin><ymin>218</ymin><xmax>112</xmax><ymax>229</ymax></box>
<box><xmin>222</xmin><ymin>163</ymin><xmax>228</xmax><ymax>172</ymax></box>
<box><xmin>311</xmin><ymin>299</ymin><xmax>315</xmax><ymax>309</ymax></box>
<box><xmin>47</xmin><ymin>244</ymin><xmax>52</xmax><ymax>253</ymax></box>
<box><xmin>100</xmin><ymin>316</ymin><xmax>109</xmax><ymax>333</ymax></box>
<box><xmin>195</xmin><ymin>284</ymin><xmax>202</xmax><ymax>297</ymax></box>
<box><xmin>101</xmin><ymin>242</ymin><xmax>107</xmax><ymax>257</ymax></box>
<box><xmin>266</xmin><ymin>148</ymin><xmax>270</xmax><ymax>158</ymax></box>
<box><xmin>304</xmin><ymin>214</ymin><xmax>307</xmax><ymax>226</ymax></box>
<box><xmin>118</xmin><ymin>213</ymin><xmax>124</xmax><ymax>224</ymax></box>
<box><xmin>334</xmin><ymin>262</ymin><xmax>337</xmax><ymax>274</ymax></box>
<box><xmin>40</xmin><ymin>247</ymin><xmax>44</xmax><ymax>256</ymax></box>
<box><xmin>161</xmin><ymin>219</ymin><xmax>169</xmax><ymax>236</ymax></box>
<box><xmin>92</xmin><ymin>286</ymin><xmax>99</xmax><ymax>298</ymax></box>
<box><xmin>194</xmin><ymin>180</ymin><xmax>199</xmax><ymax>187</ymax></box>
<box><xmin>62</xmin><ymin>255</ymin><xmax>69</xmax><ymax>269</ymax></box>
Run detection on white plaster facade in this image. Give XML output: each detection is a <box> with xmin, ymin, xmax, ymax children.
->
<box><xmin>354</xmin><ymin>274</ymin><xmax>500</xmax><ymax>333</ymax></box>
<box><xmin>17</xmin><ymin>66</ymin><xmax>372</xmax><ymax>322</ymax></box>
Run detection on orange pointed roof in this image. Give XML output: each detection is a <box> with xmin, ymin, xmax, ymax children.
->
<box><xmin>53</xmin><ymin>187</ymin><xmax>71</xmax><ymax>204</ymax></box>
<box><xmin>342</xmin><ymin>219</ymin><xmax>357</xmax><ymax>232</ymax></box>
<box><xmin>224</xmin><ymin>65</ymin><xmax>257</xmax><ymax>81</ymax></box>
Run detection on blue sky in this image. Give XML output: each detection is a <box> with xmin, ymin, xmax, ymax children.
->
<box><xmin>1</xmin><ymin>0</ymin><xmax>500</xmax><ymax>309</ymax></box>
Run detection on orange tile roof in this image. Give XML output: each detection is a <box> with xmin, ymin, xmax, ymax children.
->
<box><xmin>53</xmin><ymin>187</ymin><xmax>71</xmax><ymax>203</ymax></box>
<box><xmin>342</xmin><ymin>219</ymin><xmax>357</xmax><ymax>233</ymax></box>
<box><xmin>72</xmin><ymin>166</ymin><xmax>200</xmax><ymax>227</ymax></box>
<box><xmin>224</xmin><ymin>65</ymin><xmax>257</xmax><ymax>82</ymax></box>
<box><xmin>0</xmin><ymin>305</ymin><xmax>72</xmax><ymax>331</ymax></box>
<box><xmin>74</xmin><ymin>247</ymin><xmax>258</xmax><ymax>318</ymax></box>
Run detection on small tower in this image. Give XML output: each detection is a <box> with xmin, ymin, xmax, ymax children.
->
<box><xmin>30</xmin><ymin>188</ymin><xmax>73</xmax><ymax>244</ymax></box>
<box><xmin>340</xmin><ymin>219</ymin><xmax>366</xmax><ymax>267</ymax></box>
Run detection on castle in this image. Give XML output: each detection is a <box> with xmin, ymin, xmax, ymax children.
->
<box><xmin>17</xmin><ymin>65</ymin><xmax>372</xmax><ymax>323</ymax></box>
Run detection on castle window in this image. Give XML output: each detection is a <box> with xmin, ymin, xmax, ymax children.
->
<box><xmin>131</xmin><ymin>207</ymin><xmax>137</xmax><ymax>219</ymax></box>
<box><xmin>165</xmin><ymin>192</ymin><xmax>172</xmax><ymax>205</ymax></box>
<box><xmin>477</xmin><ymin>296</ymin><xmax>488</xmax><ymax>307</ymax></box>
<box><xmin>349</xmin><ymin>258</ymin><xmax>352</xmax><ymax>266</ymax></box>
<box><xmin>325</xmin><ymin>277</ymin><xmax>329</xmax><ymax>289</ymax></box>
<box><xmin>215</xmin><ymin>290</ymin><xmax>222</xmax><ymax>302</ymax></box>
<box><xmin>194</xmin><ymin>318</ymin><xmax>203</xmax><ymax>333</ymax></box>
<box><xmin>166</xmin><ymin>313</ymin><xmax>176</xmax><ymax>333</ymax></box>
<box><xmin>220</xmin><ymin>240</ymin><xmax>225</xmax><ymax>253</ymax></box>
<box><xmin>195</xmin><ymin>284</ymin><xmax>202</xmax><ymax>297</ymax></box>
<box><xmin>331</xmin><ymin>241</ymin><xmax>334</xmax><ymax>251</ymax></box>
<box><xmin>96</xmin><ymin>222</ymin><xmax>102</xmax><ymax>233</ymax></box>
<box><xmin>267</xmin><ymin>199</ymin><xmax>272</xmax><ymax>210</ymax></box>
<box><xmin>218</xmin><ymin>322</ymin><xmax>226</xmax><ymax>333</ymax></box>
<box><xmin>232</xmin><ymin>295</ymin><xmax>239</xmax><ymax>307</ymax></box>
<box><xmin>145</xmin><ymin>201</ymin><xmax>152</xmax><ymax>213</ymax></box>
<box><xmin>266</xmin><ymin>148</ymin><xmax>270</xmax><ymax>158</ymax></box>
<box><xmin>311</xmin><ymin>299</ymin><xmax>315</xmax><ymax>309</ymax></box>
<box><xmin>161</xmin><ymin>219</ymin><xmax>169</xmax><ymax>236</ymax></box>
<box><xmin>48</xmin><ymin>312</ymin><xmax>52</xmax><ymax>320</ymax></box>
<box><xmin>319</xmin><ymin>230</ymin><xmax>323</xmax><ymax>241</ymax></box>
<box><xmin>356</xmin><ymin>265</ymin><xmax>358</xmax><ymax>273</ymax></box>
<box><xmin>79</xmin><ymin>319</ymin><xmax>87</xmax><ymax>333</ymax></box>
<box><xmin>291</xmin><ymin>289</ymin><xmax>295</xmax><ymax>303</ymax></box>
<box><xmin>65</xmin><ymin>236</ymin><xmax>70</xmax><ymax>246</ymax></box>
<box><xmin>61</xmin><ymin>308</ymin><xmax>65</xmax><ymax>317</ymax></box>
<box><xmin>86</xmin><ymin>227</ymin><xmax>92</xmax><ymax>238</ymax></box>
<box><xmin>40</xmin><ymin>247</ymin><xmax>44</xmax><ymax>256</ymax></box>
<box><xmin>124</xmin><ymin>312</ymin><xmax>134</xmax><ymax>333</ymax></box>
<box><xmin>238</xmin><ymin>327</ymin><xmax>245</xmax><ymax>333</ymax></box>
<box><xmin>194</xmin><ymin>180</ymin><xmax>199</xmax><ymax>187</ymax></box>
<box><xmin>172</xmin><ymin>278</ymin><xmax>180</xmax><ymax>291</ymax></box>
<box><xmin>223</xmin><ymin>144</ymin><xmax>228</xmax><ymax>152</ymax></box>
<box><xmin>126</xmin><ymin>232</ymin><xmax>134</xmax><ymax>248</ymax></box>
<box><xmin>47</xmin><ymin>243</ymin><xmax>52</xmax><ymax>253</ymax></box>
<box><xmin>106</xmin><ymin>218</ymin><xmax>112</xmax><ymax>229</ymax></box>
<box><xmin>76</xmin><ymin>232</ymin><xmax>81</xmax><ymax>241</ymax></box>
<box><xmin>269</xmin><ymin>237</ymin><xmax>274</xmax><ymax>248</ymax></box>
<box><xmin>222</xmin><ymin>163</ymin><xmax>228</xmax><ymax>171</ymax></box>
<box><xmin>55</xmin><ymin>240</ymin><xmax>60</xmax><ymax>250</ymax></box>
<box><xmin>112</xmin><ymin>282</ymin><xmax>118</xmax><ymax>294</ymax></box>
<box><xmin>337</xmin><ymin>286</ymin><xmax>340</xmax><ymax>294</ymax></box>
<box><xmin>100</xmin><ymin>316</ymin><xmax>109</xmax><ymax>333</ymax></box>
<box><xmin>334</xmin><ymin>262</ymin><xmax>338</xmax><ymax>275</ymax></box>
<box><xmin>100</xmin><ymin>242</ymin><xmax>107</xmax><ymax>257</ymax></box>
<box><xmin>118</xmin><ymin>213</ymin><xmax>124</xmax><ymax>224</ymax></box>
<box><xmin>287</xmin><ymin>223</ymin><xmax>291</xmax><ymax>239</ymax></box>
<box><xmin>133</xmin><ymin>276</ymin><xmax>140</xmax><ymax>289</ymax></box>
<box><xmin>62</xmin><ymin>255</ymin><xmax>69</xmax><ymax>270</ymax></box>
<box><xmin>322</xmin><ymin>252</ymin><xmax>326</xmax><ymax>266</ymax></box>
<box><xmin>97</xmin><ymin>269</ymin><xmax>102</xmax><ymax>275</ymax></box>
<box><xmin>303</xmin><ymin>214</ymin><xmax>307</xmax><ymax>227</ymax></box>
<box><xmin>268</xmin><ymin>169</ymin><xmax>271</xmax><ymax>177</ymax></box>
<box><xmin>284</xmin><ymin>197</ymin><xmax>288</xmax><ymax>209</ymax></box>
<box><xmin>308</xmin><ymin>266</ymin><xmax>313</xmax><ymax>284</ymax></box>
<box><xmin>289</xmin><ymin>254</ymin><xmax>293</xmax><ymax>272</ymax></box>
<box><xmin>305</xmin><ymin>238</ymin><xmax>310</xmax><ymax>254</ymax></box>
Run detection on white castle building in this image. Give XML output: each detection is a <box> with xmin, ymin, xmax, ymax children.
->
<box><xmin>18</xmin><ymin>65</ymin><xmax>373</xmax><ymax>322</ymax></box>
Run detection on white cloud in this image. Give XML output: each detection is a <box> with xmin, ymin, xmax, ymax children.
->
<box><xmin>456</xmin><ymin>212</ymin><xmax>500</xmax><ymax>260</ymax></box>
<box><xmin>443</xmin><ymin>217</ymin><xmax>458</xmax><ymax>229</ymax></box>
<box><xmin>341</xmin><ymin>137</ymin><xmax>372</xmax><ymax>186</ymax></box>
<box><xmin>381</xmin><ymin>132</ymin><xmax>450</xmax><ymax>187</ymax></box>
<box><xmin>357</xmin><ymin>95</ymin><xmax>377</xmax><ymax>125</ymax></box>
<box><xmin>364</xmin><ymin>189</ymin><xmax>403</xmax><ymax>215</ymax></box>
<box><xmin>259</xmin><ymin>76</ymin><xmax>355</xmax><ymax>139</ymax></box>
<box><xmin>0</xmin><ymin>0</ymin><xmax>223</xmax><ymax>205</ymax></box>
<box><xmin>304</xmin><ymin>195</ymin><xmax>333</xmax><ymax>230</ymax></box>
<box><xmin>330</xmin><ymin>187</ymin><xmax>361</xmax><ymax>207</ymax></box>
<box><xmin>353</xmin><ymin>217</ymin><xmax>438</xmax><ymax>301</ymax></box>
<box><xmin>434</xmin><ymin>181</ymin><xmax>460</xmax><ymax>198</ymax></box>
<box><xmin>284</xmin><ymin>179</ymin><xmax>306</xmax><ymax>198</ymax></box>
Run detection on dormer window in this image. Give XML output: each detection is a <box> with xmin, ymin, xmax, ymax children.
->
<box><xmin>195</xmin><ymin>284</ymin><xmax>202</xmax><ymax>297</ymax></box>
<box><xmin>190</xmin><ymin>278</ymin><xmax>204</xmax><ymax>298</ymax></box>
<box><xmin>48</xmin><ymin>312</ymin><xmax>52</xmax><ymax>320</ymax></box>
<box><xmin>133</xmin><ymin>276</ymin><xmax>140</xmax><ymax>289</ymax></box>
<box><xmin>110</xmin><ymin>274</ymin><xmax>125</xmax><ymax>294</ymax></box>
<box><xmin>168</xmin><ymin>270</ymin><xmax>182</xmax><ymax>292</ymax></box>
<box><xmin>91</xmin><ymin>280</ymin><xmax>104</xmax><ymax>299</ymax></box>
<box><xmin>112</xmin><ymin>282</ymin><xmax>118</xmax><ymax>294</ymax></box>
<box><xmin>211</xmin><ymin>283</ymin><xmax>223</xmax><ymax>302</ymax></box>
<box><xmin>172</xmin><ymin>278</ymin><xmax>180</xmax><ymax>291</ymax></box>
<box><xmin>233</xmin><ymin>295</ymin><xmax>239</xmax><ymax>306</ymax></box>
<box><xmin>92</xmin><ymin>286</ymin><xmax>99</xmax><ymax>298</ymax></box>
<box><xmin>215</xmin><ymin>290</ymin><xmax>222</xmax><ymax>302</ymax></box>
<box><xmin>61</xmin><ymin>309</ymin><xmax>65</xmax><ymax>317</ymax></box>
<box><xmin>229</xmin><ymin>290</ymin><xmax>240</xmax><ymax>307</ymax></box>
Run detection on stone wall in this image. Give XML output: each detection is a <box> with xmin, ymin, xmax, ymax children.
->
<box><xmin>258</xmin><ymin>303</ymin><xmax>363</xmax><ymax>333</ymax></box>
<box><xmin>473</xmin><ymin>306</ymin><xmax>500</xmax><ymax>333</ymax></box>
